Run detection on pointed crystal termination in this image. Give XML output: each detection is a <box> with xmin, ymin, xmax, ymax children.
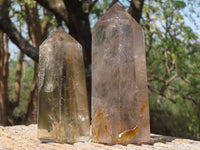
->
<box><xmin>37</xmin><ymin>27</ymin><xmax>90</xmax><ymax>143</ymax></box>
<box><xmin>92</xmin><ymin>4</ymin><xmax>150</xmax><ymax>145</ymax></box>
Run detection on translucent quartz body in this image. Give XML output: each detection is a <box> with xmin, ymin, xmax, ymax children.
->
<box><xmin>38</xmin><ymin>28</ymin><xmax>90</xmax><ymax>143</ymax></box>
<box><xmin>92</xmin><ymin>4</ymin><xmax>150</xmax><ymax>145</ymax></box>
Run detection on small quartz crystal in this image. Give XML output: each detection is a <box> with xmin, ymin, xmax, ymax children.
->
<box><xmin>37</xmin><ymin>27</ymin><xmax>90</xmax><ymax>143</ymax></box>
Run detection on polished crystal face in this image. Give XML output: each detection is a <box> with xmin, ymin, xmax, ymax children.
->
<box><xmin>38</xmin><ymin>27</ymin><xmax>90</xmax><ymax>143</ymax></box>
<box><xmin>92</xmin><ymin>4</ymin><xmax>150</xmax><ymax>145</ymax></box>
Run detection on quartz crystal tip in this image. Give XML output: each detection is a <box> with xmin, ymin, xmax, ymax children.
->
<box><xmin>94</xmin><ymin>3</ymin><xmax>141</xmax><ymax>30</ymax></box>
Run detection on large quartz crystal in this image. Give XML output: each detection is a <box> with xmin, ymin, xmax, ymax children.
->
<box><xmin>92</xmin><ymin>4</ymin><xmax>150</xmax><ymax>145</ymax></box>
<box><xmin>38</xmin><ymin>27</ymin><xmax>90</xmax><ymax>143</ymax></box>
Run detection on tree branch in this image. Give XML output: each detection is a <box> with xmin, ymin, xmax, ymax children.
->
<box><xmin>148</xmin><ymin>86</ymin><xmax>176</xmax><ymax>103</ymax></box>
<box><xmin>0</xmin><ymin>1</ymin><xmax>38</xmax><ymax>62</ymax></box>
<box><xmin>41</xmin><ymin>8</ymin><xmax>52</xmax><ymax>40</ymax></box>
<box><xmin>128</xmin><ymin>0</ymin><xmax>144</xmax><ymax>23</ymax></box>
<box><xmin>165</xmin><ymin>74</ymin><xmax>178</xmax><ymax>85</ymax></box>
<box><xmin>88</xmin><ymin>0</ymin><xmax>98</xmax><ymax>12</ymax></box>
<box><xmin>183</xmin><ymin>95</ymin><xmax>198</xmax><ymax>105</ymax></box>
<box><xmin>35</xmin><ymin>0</ymin><xmax>69</xmax><ymax>25</ymax></box>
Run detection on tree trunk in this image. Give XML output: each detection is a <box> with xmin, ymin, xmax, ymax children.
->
<box><xmin>25</xmin><ymin>4</ymin><xmax>48</xmax><ymax>124</ymax></box>
<box><xmin>0</xmin><ymin>30</ymin><xmax>9</xmax><ymax>125</ymax></box>
<box><xmin>25</xmin><ymin>63</ymin><xmax>38</xmax><ymax>124</ymax></box>
<box><xmin>11</xmin><ymin>51</ymin><xmax>24</xmax><ymax>108</ymax></box>
<box><xmin>128</xmin><ymin>0</ymin><xmax>144</xmax><ymax>23</ymax></box>
<box><xmin>25</xmin><ymin>4</ymin><xmax>40</xmax><ymax>124</ymax></box>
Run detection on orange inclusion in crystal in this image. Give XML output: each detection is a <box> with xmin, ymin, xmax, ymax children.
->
<box><xmin>140</xmin><ymin>105</ymin><xmax>146</xmax><ymax>115</ymax></box>
<box><xmin>104</xmin><ymin>118</ymin><xmax>108</xmax><ymax>133</ymax></box>
<box><xmin>116</xmin><ymin>125</ymin><xmax>139</xmax><ymax>144</ymax></box>
<box><xmin>101</xmin><ymin>105</ymin><xmax>105</xmax><ymax>112</ymax></box>
<box><xmin>94</xmin><ymin>105</ymin><xmax>108</xmax><ymax>141</ymax></box>
<box><xmin>66</xmin><ymin>58</ymin><xmax>73</xmax><ymax>62</ymax></box>
<box><xmin>118</xmin><ymin>123</ymin><xmax>122</xmax><ymax>131</ymax></box>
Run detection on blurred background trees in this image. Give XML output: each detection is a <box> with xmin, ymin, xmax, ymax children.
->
<box><xmin>0</xmin><ymin>0</ymin><xmax>200</xmax><ymax>140</ymax></box>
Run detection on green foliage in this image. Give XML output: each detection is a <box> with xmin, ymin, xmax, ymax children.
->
<box><xmin>9</xmin><ymin>1</ymin><xmax>26</xmax><ymax>26</ymax></box>
<box><xmin>89</xmin><ymin>0</ymin><xmax>112</xmax><ymax>27</ymax></box>
<box><xmin>174</xmin><ymin>0</ymin><xmax>186</xmax><ymax>9</ymax></box>
<box><xmin>90</xmin><ymin>0</ymin><xmax>111</xmax><ymax>19</ymax></box>
<box><xmin>142</xmin><ymin>0</ymin><xmax>200</xmax><ymax>140</ymax></box>
<box><xmin>24</xmin><ymin>0</ymin><xmax>36</xmax><ymax>8</ymax></box>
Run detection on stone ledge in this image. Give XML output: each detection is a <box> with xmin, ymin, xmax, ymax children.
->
<box><xmin>0</xmin><ymin>124</ymin><xmax>200</xmax><ymax>150</ymax></box>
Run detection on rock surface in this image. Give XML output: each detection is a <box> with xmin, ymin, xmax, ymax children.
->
<box><xmin>0</xmin><ymin>124</ymin><xmax>200</xmax><ymax>150</ymax></box>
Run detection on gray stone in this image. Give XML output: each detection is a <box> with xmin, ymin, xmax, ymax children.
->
<box><xmin>92</xmin><ymin>4</ymin><xmax>150</xmax><ymax>145</ymax></box>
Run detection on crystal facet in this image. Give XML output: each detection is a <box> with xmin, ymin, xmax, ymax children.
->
<box><xmin>37</xmin><ymin>27</ymin><xmax>90</xmax><ymax>143</ymax></box>
<box><xmin>92</xmin><ymin>4</ymin><xmax>150</xmax><ymax>145</ymax></box>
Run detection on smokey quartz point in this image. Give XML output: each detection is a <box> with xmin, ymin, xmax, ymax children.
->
<box><xmin>38</xmin><ymin>27</ymin><xmax>90</xmax><ymax>143</ymax></box>
<box><xmin>92</xmin><ymin>4</ymin><xmax>150</xmax><ymax>145</ymax></box>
